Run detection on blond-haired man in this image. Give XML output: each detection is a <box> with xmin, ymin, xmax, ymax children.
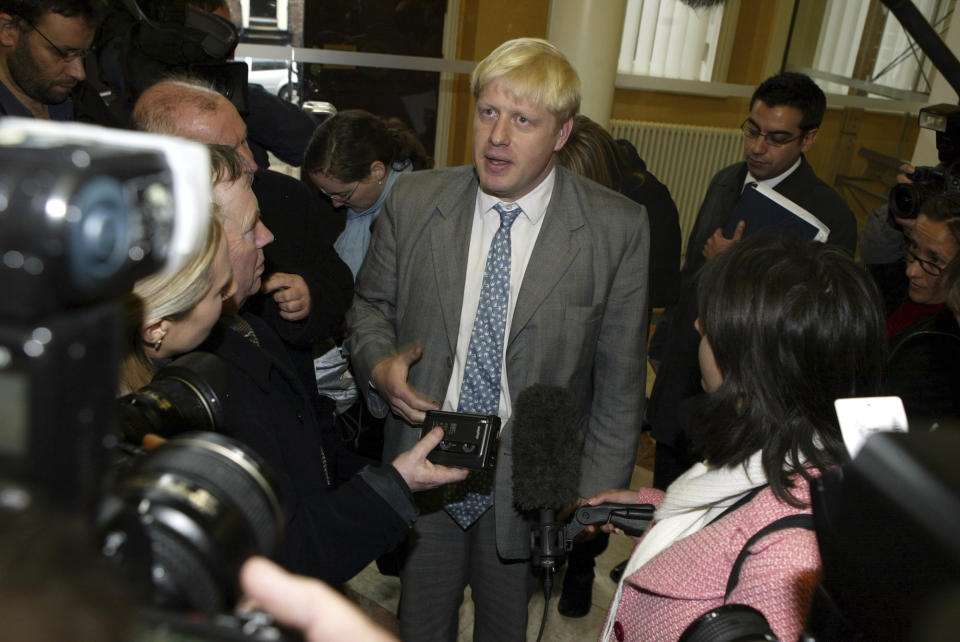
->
<box><xmin>348</xmin><ymin>38</ymin><xmax>649</xmax><ymax>640</ymax></box>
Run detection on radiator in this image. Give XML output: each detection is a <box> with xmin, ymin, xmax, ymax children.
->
<box><xmin>608</xmin><ymin>120</ymin><xmax>743</xmax><ymax>260</ymax></box>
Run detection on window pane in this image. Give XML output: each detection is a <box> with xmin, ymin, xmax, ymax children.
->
<box><xmin>784</xmin><ymin>0</ymin><xmax>956</xmax><ymax>100</ymax></box>
<box><xmin>299</xmin><ymin>0</ymin><xmax>446</xmax><ymax>153</ymax></box>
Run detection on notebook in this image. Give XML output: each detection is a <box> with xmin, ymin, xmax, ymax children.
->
<box><xmin>723</xmin><ymin>182</ymin><xmax>831</xmax><ymax>242</ymax></box>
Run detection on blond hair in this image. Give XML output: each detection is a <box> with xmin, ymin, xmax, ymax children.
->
<box><xmin>471</xmin><ymin>37</ymin><xmax>580</xmax><ymax>123</ymax></box>
<box><xmin>119</xmin><ymin>215</ymin><xmax>223</xmax><ymax>395</ymax></box>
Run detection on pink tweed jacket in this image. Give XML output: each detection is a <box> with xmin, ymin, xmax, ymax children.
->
<box><xmin>603</xmin><ymin>477</ymin><xmax>820</xmax><ymax>642</ymax></box>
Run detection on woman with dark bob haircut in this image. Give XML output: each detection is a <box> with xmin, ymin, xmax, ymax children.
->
<box><xmin>594</xmin><ymin>236</ymin><xmax>886</xmax><ymax>642</ymax></box>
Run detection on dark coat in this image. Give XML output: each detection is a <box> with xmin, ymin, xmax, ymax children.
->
<box><xmin>885</xmin><ymin>308</ymin><xmax>960</xmax><ymax>428</ymax></box>
<box><xmin>246</xmin><ymin>170</ymin><xmax>356</xmax><ymax>469</ymax></box>
<box><xmin>200</xmin><ymin>313</ymin><xmax>415</xmax><ymax>584</ymax></box>
<box><xmin>621</xmin><ymin>171</ymin><xmax>681</xmax><ymax>309</ymax></box>
<box><xmin>248</xmin><ymin>169</ymin><xmax>354</xmax><ymax>350</ymax></box>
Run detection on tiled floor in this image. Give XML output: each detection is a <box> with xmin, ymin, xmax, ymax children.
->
<box><xmin>342</xmin><ymin>454</ymin><xmax>654</xmax><ymax>641</ymax></box>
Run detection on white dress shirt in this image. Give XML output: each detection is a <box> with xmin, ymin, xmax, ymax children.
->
<box><xmin>441</xmin><ymin>167</ymin><xmax>557</xmax><ymax>424</ymax></box>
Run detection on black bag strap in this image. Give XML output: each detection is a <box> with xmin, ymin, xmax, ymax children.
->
<box><xmin>710</xmin><ymin>484</ymin><xmax>768</xmax><ymax>526</ymax></box>
<box><xmin>724</xmin><ymin>513</ymin><xmax>815</xmax><ymax>602</ymax></box>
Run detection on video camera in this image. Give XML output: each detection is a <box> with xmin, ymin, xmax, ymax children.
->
<box><xmin>0</xmin><ymin>119</ymin><xmax>290</xmax><ymax>639</ymax></box>
<box><xmin>92</xmin><ymin>0</ymin><xmax>248</xmax><ymax>118</ymax></box>
<box><xmin>888</xmin><ymin>104</ymin><xmax>960</xmax><ymax>218</ymax></box>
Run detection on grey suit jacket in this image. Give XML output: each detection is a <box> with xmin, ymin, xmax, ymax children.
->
<box><xmin>346</xmin><ymin>164</ymin><xmax>650</xmax><ymax>559</ymax></box>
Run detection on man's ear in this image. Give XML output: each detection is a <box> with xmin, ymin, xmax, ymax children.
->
<box><xmin>553</xmin><ymin>116</ymin><xmax>574</xmax><ymax>152</ymax></box>
<box><xmin>369</xmin><ymin>160</ymin><xmax>386</xmax><ymax>183</ymax></box>
<box><xmin>800</xmin><ymin>127</ymin><xmax>819</xmax><ymax>153</ymax></box>
<box><xmin>0</xmin><ymin>13</ymin><xmax>22</xmax><ymax>48</ymax></box>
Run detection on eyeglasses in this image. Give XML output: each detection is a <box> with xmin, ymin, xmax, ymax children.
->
<box><xmin>29</xmin><ymin>22</ymin><xmax>91</xmax><ymax>63</ymax></box>
<box><xmin>740</xmin><ymin>119</ymin><xmax>806</xmax><ymax>148</ymax></box>
<box><xmin>317</xmin><ymin>181</ymin><xmax>359</xmax><ymax>204</ymax></box>
<box><xmin>905</xmin><ymin>244</ymin><xmax>947</xmax><ymax>276</ymax></box>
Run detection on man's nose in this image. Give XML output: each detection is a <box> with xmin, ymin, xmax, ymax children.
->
<box><xmin>65</xmin><ymin>56</ymin><xmax>86</xmax><ymax>81</ymax></box>
<box><xmin>490</xmin><ymin>118</ymin><xmax>509</xmax><ymax>145</ymax></box>
<box><xmin>257</xmin><ymin>220</ymin><xmax>275</xmax><ymax>248</ymax></box>
<box><xmin>747</xmin><ymin>134</ymin><xmax>768</xmax><ymax>155</ymax></box>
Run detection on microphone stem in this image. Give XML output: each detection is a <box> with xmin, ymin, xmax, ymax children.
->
<box><xmin>537</xmin><ymin>566</ymin><xmax>553</xmax><ymax>642</ymax></box>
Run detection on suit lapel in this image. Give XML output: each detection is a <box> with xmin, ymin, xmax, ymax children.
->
<box><xmin>430</xmin><ymin>169</ymin><xmax>478</xmax><ymax>357</ymax></box>
<box><xmin>508</xmin><ymin>169</ymin><xmax>584</xmax><ymax>346</ymax></box>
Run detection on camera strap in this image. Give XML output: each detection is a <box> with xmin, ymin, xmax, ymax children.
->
<box><xmin>723</xmin><ymin>512</ymin><xmax>815</xmax><ymax>603</ymax></box>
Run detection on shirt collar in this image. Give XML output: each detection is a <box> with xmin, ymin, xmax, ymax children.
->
<box><xmin>478</xmin><ymin>166</ymin><xmax>556</xmax><ymax>225</ymax></box>
<box><xmin>745</xmin><ymin>156</ymin><xmax>801</xmax><ymax>191</ymax></box>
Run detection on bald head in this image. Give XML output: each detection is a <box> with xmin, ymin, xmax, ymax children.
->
<box><xmin>132</xmin><ymin>80</ymin><xmax>258</xmax><ymax>173</ymax></box>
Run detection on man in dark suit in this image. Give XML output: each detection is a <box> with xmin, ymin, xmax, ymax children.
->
<box><xmin>347</xmin><ymin>38</ymin><xmax>649</xmax><ymax>640</ymax></box>
<box><xmin>647</xmin><ymin>72</ymin><xmax>858</xmax><ymax>489</ymax></box>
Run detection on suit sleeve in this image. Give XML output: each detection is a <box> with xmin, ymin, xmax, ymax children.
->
<box><xmin>578</xmin><ymin>202</ymin><xmax>650</xmax><ymax>497</ymax></box>
<box><xmin>345</xmin><ymin>182</ymin><xmax>404</xmax><ymax>407</ymax></box>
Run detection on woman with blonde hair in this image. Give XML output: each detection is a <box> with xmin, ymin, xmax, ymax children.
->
<box><xmin>119</xmin><ymin>215</ymin><xmax>235</xmax><ymax>395</ymax></box>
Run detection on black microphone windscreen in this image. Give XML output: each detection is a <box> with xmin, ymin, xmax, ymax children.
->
<box><xmin>511</xmin><ymin>384</ymin><xmax>583</xmax><ymax>511</ymax></box>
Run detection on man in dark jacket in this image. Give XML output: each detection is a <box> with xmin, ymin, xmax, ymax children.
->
<box><xmin>199</xmin><ymin>146</ymin><xmax>467</xmax><ymax>582</ymax></box>
<box><xmin>647</xmin><ymin>72</ymin><xmax>858</xmax><ymax>489</ymax></box>
<box><xmin>132</xmin><ymin>78</ymin><xmax>363</xmax><ymax>479</ymax></box>
<box><xmin>0</xmin><ymin>0</ymin><xmax>112</xmax><ymax>121</ymax></box>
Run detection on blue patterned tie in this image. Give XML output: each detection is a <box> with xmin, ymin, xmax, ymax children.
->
<box><xmin>444</xmin><ymin>203</ymin><xmax>520</xmax><ymax>528</ymax></box>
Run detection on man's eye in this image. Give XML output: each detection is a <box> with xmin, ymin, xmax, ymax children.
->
<box><xmin>768</xmin><ymin>135</ymin><xmax>793</xmax><ymax>144</ymax></box>
<box><xmin>517</xmin><ymin>115</ymin><xmax>529</xmax><ymax>124</ymax></box>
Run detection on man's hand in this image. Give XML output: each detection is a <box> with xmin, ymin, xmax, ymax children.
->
<box><xmin>371</xmin><ymin>344</ymin><xmax>438</xmax><ymax>424</ymax></box>
<box><xmin>240</xmin><ymin>556</ymin><xmax>398</xmax><ymax>642</ymax></box>
<box><xmin>263</xmin><ymin>272</ymin><xmax>311</xmax><ymax>321</ymax></box>
<box><xmin>391</xmin><ymin>426</ymin><xmax>469</xmax><ymax>492</ymax></box>
<box><xmin>702</xmin><ymin>220</ymin><xmax>745</xmax><ymax>261</ymax></box>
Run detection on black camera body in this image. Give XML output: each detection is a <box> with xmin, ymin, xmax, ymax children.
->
<box><xmin>889</xmin><ymin>162</ymin><xmax>960</xmax><ymax>219</ymax></box>
<box><xmin>0</xmin><ymin>120</ymin><xmax>291</xmax><ymax>639</ymax></box>
<box><xmin>93</xmin><ymin>0</ymin><xmax>248</xmax><ymax>118</ymax></box>
<box><xmin>420</xmin><ymin>410</ymin><xmax>501</xmax><ymax>471</ymax></box>
<box><xmin>888</xmin><ymin>103</ymin><xmax>960</xmax><ymax>219</ymax></box>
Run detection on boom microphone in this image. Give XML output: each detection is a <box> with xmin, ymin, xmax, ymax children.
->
<box><xmin>511</xmin><ymin>384</ymin><xmax>583</xmax><ymax>641</ymax></box>
<box><xmin>511</xmin><ymin>384</ymin><xmax>583</xmax><ymax>513</ymax></box>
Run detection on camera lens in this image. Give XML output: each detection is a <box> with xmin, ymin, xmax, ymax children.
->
<box><xmin>679</xmin><ymin>604</ymin><xmax>778</xmax><ymax>641</ymax></box>
<box><xmin>98</xmin><ymin>432</ymin><xmax>284</xmax><ymax>614</ymax></box>
<box><xmin>889</xmin><ymin>182</ymin><xmax>921</xmax><ymax>219</ymax></box>
<box><xmin>117</xmin><ymin>352</ymin><xmax>227</xmax><ymax>442</ymax></box>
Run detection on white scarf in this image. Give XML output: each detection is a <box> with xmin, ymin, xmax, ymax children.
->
<box><xmin>601</xmin><ymin>452</ymin><xmax>767</xmax><ymax>642</ymax></box>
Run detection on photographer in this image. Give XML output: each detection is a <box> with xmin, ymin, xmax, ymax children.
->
<box><xmin>590</xmin><ymin>237</ymin><xmax>885</xmax><ymax>642</ymax></box>
<box><xmin>883</xmin><ymin>192</ymin><xmax>960</xmax><ymax>425</ymax></box>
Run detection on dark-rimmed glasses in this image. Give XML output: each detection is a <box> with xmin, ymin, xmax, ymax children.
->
<box><xmin>905</xmin><ymin>243</ymin><xmax>948</xmax><ymax>276</ymax></box>
<box><xmin>740</xmin><ymin>119</ymin><xmax>806</xmax><ymax>148</ymax></box>
<box><xmin>29</xmin><ymin>22</ymin><xmax>91</xmax><ymax>62</ymax></box>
